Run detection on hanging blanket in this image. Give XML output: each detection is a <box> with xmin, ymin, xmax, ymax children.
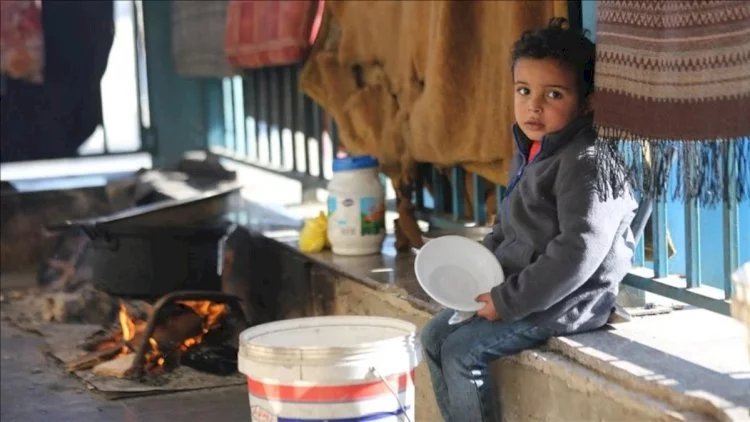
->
<box><xmin>1</xmin><ymin>0</ymin><xmax>114</xmax><ymax>163</ymax></box>
<box><xmin>225</xmin><ymin>0</ymin><xmax>325</xmax><ymax>69</ymax></box>
<box><xmin>172</xmin><ymin>1</ymin><xmax>236</xmax><ymax>78</ymax></box>
<box><xmin>300</xmin><ymin>0</ymin><xmax>566</xmax><ymax>248</ymax></box>
<box><xmin>594</xmin><ymin>0</ymin><xmax>750</xmax><ymax>205</ymax></box>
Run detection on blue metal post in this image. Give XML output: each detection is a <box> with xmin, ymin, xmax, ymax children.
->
<box><xmin>282</xmin><ymin>66</ymin><xmax>295</xmax><ymax>171</ymax></box>
<box><xmin>268</xmin><ymin>68</ymin><xmax>281</xmax><ymax>167</ymax></box>
<box><xmin>451</xmin><ymin>167</ymin><xmax>465</xmax><ymax>220</ymax></box>
<box><xmin>258</xmin><ymin>69</ymin><xmax>270</xmax><ymax>164</ymax></box>
<box><xmin>431</xmin><ymin>167</ymin><xmax>445</xmax><ymax>212</ymax></box>
<box><xmin>141</xmin><ymin>0</ymin><xmax>209</xmax><ymax>167</ymax></box>
<box><xmin>222</xmin><ymin>78</ymin><xmax>235</xmax><ymax>152</ymax></box>
<box><xmin>723</xmin><ymin>141</ymin><xmax>739</xmax><ymax>299</ymax></box>
<box><xmin>204</xmin><ymin>79</ymin><xmax>225</xmax><ymax>149</ymax></box>
<box><xmin>312</xmin><ymin>103</ymin><xmax>324</xmax><ymax>179</ymax></box>
<box><xmin>652</xmin><ymin>200</ymin><xmax>669</xmax><ymax>277</ymax></box>
<box><xmin>297</xmin><ymin>68</ymin><xmax>312</xmax><ymax>175</ymax></box>
<box><xmin>685</xmin><ymin>196</ymin><xmax>702</xmax><ymax>287</ymax></box>
<box><xmin>245</xmin><ymin>71</ymin><xmax>258</xmax><ymax>161</ymax></box>
<box><xmin>132</xmin><ymin>0</ymin><xmax>155</xmax><ymax>152</ymax></box>
<box><xmin>472</xmin><ymin>173</ymin><xmax>487</xmax><ymax>225</ymax></box>
<box><xmin>415</xmin><ymin>164</ymin><xmax>425</xmax><ymax>211</ymax></box>
<box><xmin>232</xmin><ymin>76</ymin><xmax>246</xmax><ymax>156</ymax></box>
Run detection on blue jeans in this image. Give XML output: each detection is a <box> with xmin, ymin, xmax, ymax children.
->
<box><xmin>421</xmin><ymin>310</ymin><xmax>552</xmax><ymax>422</ymax></box>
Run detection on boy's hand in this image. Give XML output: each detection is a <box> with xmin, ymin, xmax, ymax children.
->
<box><xmin>475</xmin><ymin>293</ymin><xmax>500</xmax><ymax>321</ymax></box>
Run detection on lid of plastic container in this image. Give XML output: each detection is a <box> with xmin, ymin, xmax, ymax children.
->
<box><xmin>332</xmin><ymin>155</ymin><xmax>379</xmax><ymax>172</ymax></box>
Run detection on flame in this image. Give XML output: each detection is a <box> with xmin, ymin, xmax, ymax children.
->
<box><xmin>119</xmin><ymin>304</ymin><xmax>135</xmax><ymax>341</ymax></box>
<box><xmin>111</xmin><ymin>300</ymin><xmax>227</xmax><ymax>373</ymax></box>
<box><xmin>180</xmin><ymin>300</ymin><xmax>227</xmax><ymax>332</ymax></box>
<box><xmin>173</xmin><ymin>300</ymin><xmax>228</xmax><ymax>352</ymax></box>
<box><xmin>146</xmin><ymin>300</ymin><xmax>227</xmax><ymax>370</ymax></box>
<box><xmin>117</xmin><ymin>303</ymin><xmax>144</xmax><ymax>355</ymax></box>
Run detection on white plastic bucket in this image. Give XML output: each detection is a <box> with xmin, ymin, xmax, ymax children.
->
<box><xmin>238</xmin><ymin>315</ymin><xmax>422</xmax><ymax>422</ymax></box>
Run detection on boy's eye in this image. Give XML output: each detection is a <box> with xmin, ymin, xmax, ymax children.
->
<box><xmin>547</xmin><ymin>90</ymin><xmax>563</xmax><ymax>99</ymax></box>
<box><xmin>517</xmin><ymin>87</ymin><xmax>530</xmax><ymax>95</ymax></box>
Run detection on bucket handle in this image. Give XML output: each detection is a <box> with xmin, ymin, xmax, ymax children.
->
<box><xmin>368</xmin><ymin>367</ymin><xmax>413</xmax><ymax>422</ymax></box>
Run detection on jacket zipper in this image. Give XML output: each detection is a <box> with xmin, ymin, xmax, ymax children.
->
<box><xmin>505</xmin><ymin>138</ymin><xmax>546</xmax><ymax>198</ymax></box>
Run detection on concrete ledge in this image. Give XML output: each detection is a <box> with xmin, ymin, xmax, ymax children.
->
<box><xmin>236</xmin><ymin>201</ymin><xmax>748</xmax><ymax>421</ymax></box>
<box><xmin>323</xmin><ymin>271</ymin><xmax>747</xmax><ymax>422</ymax></box>
<box><xmin>497</xmin><ymin>350</ymin><xmax>709</xmax><ymax>422</ymax></box>
<box><xmin>550</xmin><ymin>310</ymin><xmax>749</xmax><ymax>421</ymax></box>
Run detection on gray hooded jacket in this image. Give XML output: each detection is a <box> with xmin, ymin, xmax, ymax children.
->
<box><xmin>484</xmin><ymin>117</ymin><xmax>637</xmax><ymax>334</ymax></box>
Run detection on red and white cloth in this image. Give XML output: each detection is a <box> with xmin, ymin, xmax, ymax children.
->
<box><xmin>225</xmin><ymin>0</ymin><xmax>324</xmax><ymax>69</ymax></box>
<box><xmin>0</xmin><ymin>0</ymin><xmax>44</xmax><ymax>84</ymax></box>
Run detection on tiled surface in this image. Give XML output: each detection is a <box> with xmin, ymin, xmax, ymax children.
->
<box><xmin>0</xmin><ymin>322</ymin><xmax>249</xmax><ymax>422</ymax></box>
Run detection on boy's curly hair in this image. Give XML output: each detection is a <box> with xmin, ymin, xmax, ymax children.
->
<box><xmin>511</xmin><ymin>17</ymin><xmax>596</xmax><ymax>101</ymax></box>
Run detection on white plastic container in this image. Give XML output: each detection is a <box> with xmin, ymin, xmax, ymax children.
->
<box><xmin>327</xmin><ymin>156</ymin><xmax>386</xmax><ymax>256</ymax></box>
<box><xmin>238</xmin><ymin>315</ymin><xmax>422</xmax><ymax>422</ymax></box>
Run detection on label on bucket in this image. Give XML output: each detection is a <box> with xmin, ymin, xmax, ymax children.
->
<box><xmin>251</xmin><ymin>405</ymin><xmax>277</xmax><ymax>422</ymax></box>
<box><xmin>247</xmin><ymin>370</ymin><xmax>415</xmax><ymax>422</ymax></box>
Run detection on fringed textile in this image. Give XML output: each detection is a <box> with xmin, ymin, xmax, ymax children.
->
<box><xmin>594</xmin><ymin>1</ymin><xmax>750</xmax><ymax>205</ymax></box>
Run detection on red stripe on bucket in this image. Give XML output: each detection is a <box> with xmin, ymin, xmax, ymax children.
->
<box><xmin>247</xmin><ymin>370</ymin><xmax>415</xmax><ymax>403</ymax></box>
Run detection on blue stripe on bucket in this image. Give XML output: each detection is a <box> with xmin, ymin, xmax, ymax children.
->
<box><xmin>275</xmin><ymin>406</ymin><xmax>410</xmax><ymax>422</ymax></box>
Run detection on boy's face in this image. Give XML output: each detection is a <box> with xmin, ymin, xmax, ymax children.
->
<box><xmin>513</xmin><ymin>58</ymin><xmax>582</xmax><ymax>141</ymax></box>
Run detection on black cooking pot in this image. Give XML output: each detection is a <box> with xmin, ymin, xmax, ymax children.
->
<box><xmin>44</xmin><ymin>183</ymin><xmax>242</xmax><ymax>299</ymax></box>
<box><xmin>77</xmin><ymin>222</ymin><xmax>232</xmax><ymax>299</ymax></box>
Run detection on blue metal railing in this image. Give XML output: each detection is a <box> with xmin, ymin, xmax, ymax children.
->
<box><xmin>208</xmin><ymin>64</ymin><xmax>743</xmax><ymax>318</ymax></box>
<box><xmin>209</xmin><ymin>66</ymin><xmax>338</xmax><ymax>193</ymax></box>
<box><xmin>412</xmin><ymin>163</ymin><xmax>743</xmax><ymax>316</ymax></box>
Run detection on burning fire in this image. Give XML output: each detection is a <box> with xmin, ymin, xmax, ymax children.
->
<box><xmin>114</xmin><ymin>300</ymin><xmax>228</xmax><ymax>373</ymax></box>
<box><xmin>117</xmin><ymin>304</ymin><xmax>145</xmax><ymax>354</ymax></box>
<box><xmin>174</xmin><ymin>300</ymin><xmax>228</xmax><ymax>351</ymax></box>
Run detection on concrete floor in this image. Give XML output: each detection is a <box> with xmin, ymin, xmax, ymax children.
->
<box><xmin>0</xmin><ymin>321</ymin><xmax>249</xmax><ymax>422</ymax></box>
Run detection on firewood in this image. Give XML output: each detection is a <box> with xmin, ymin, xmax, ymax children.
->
<box><xmin>79</xmin><ymin>328</ymin><xmax>121</xmax><ymax>351</ymax></box>
<box><xmin>68</xmin><ymin>307</ymin><xmax>205</xmax><ymax>375</ymax></box>
<box><xmin>92</xmin><ymin>354</ymin><xmax>136</xmax><ymax>378</ymax></box>
<box><xmin>127</xmin><ymin>311</ymin><xmax>203</xmax><ymax>357</ymax></box>
<box><xmin>77</xmin><ymin>301</ymin><xmax>152</xmax><ymax>351</ymax></box>
<box><xmin>65</xmin><ymin>340</ymin><xmax>127</xmax><ymax>372</ymax></box>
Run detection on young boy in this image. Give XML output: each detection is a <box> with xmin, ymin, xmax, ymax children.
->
<box><xmin>421</xmin><ymin>18</ymin><xmax>637</xmax><ymax>422</ymax></box>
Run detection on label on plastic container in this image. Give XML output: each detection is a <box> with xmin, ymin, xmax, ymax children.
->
<box><xmin>328</xmin><ymin>195</ymin><xmax>385</xmax><ymax>237</ymax></box>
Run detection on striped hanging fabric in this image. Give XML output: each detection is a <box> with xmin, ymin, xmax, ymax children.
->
<box><xmin>593</xmin><ymin>1</ymin><xmax>750</xmax><ymax>205</ymax></box>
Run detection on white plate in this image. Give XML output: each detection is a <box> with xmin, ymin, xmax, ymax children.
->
<box><xmin>414</xmin><ymin>235</ymin><xmax>505</xmax><ymax>312</ymax></box>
